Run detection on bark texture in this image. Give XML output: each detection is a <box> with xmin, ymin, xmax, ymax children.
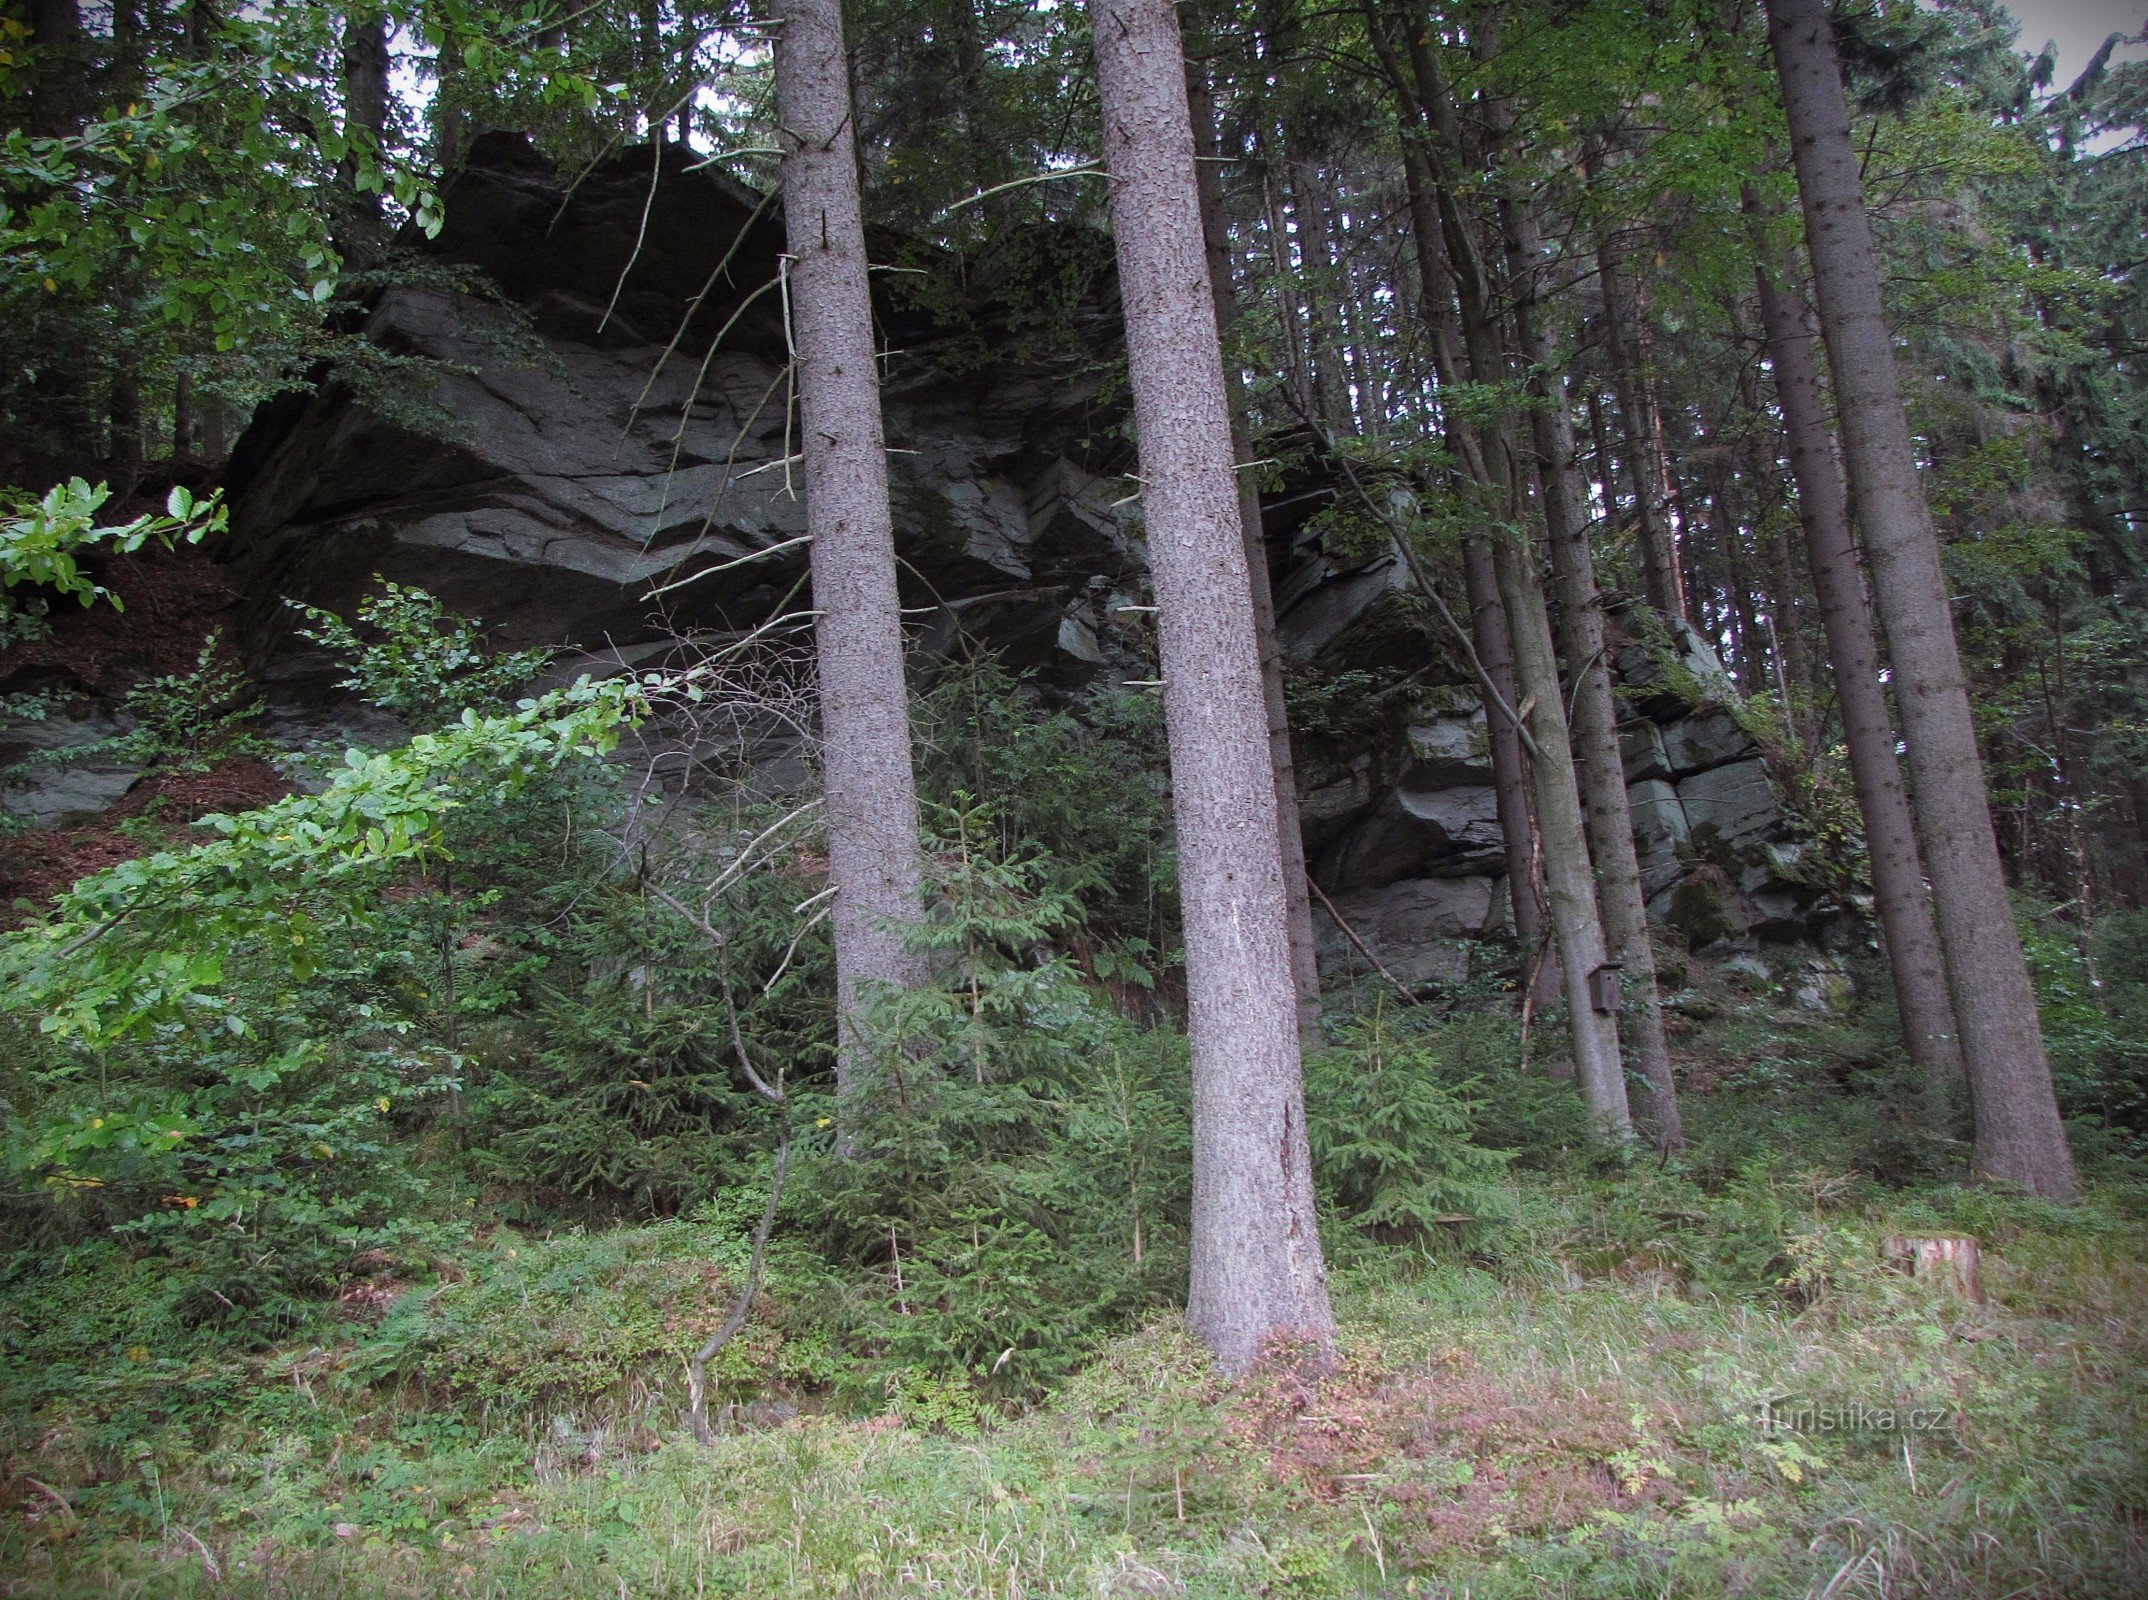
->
<box><xmin>1394</xmin><ymin>146</ymin><xmax>1548</xmax><ymax>972</ymax></box>
<box><xmin>1595</xmin><ymin>244</ymin><xmax>1686</xmax><ymax>623</ymax></box>
<box><xmin>1768</xmin><ymin>0</ymin><xmax>2076</xmax><ymax>1197</ymax></box>
<box><xmin>772</xmin><ymin>0</ymin><xmax>929</xmax><ymax>1105</ymax></box>
<box><xmin>1509</xmin><ymin>204</ymin><xmax>1682</xmax><ymax>1146</ymax></box>
<box><xmin>1751</xmin><ymin>248</ymin><xmax>1965</xmax><ymax>1091</ymax></box>
<box><xmin>1190</xmin><ymin>71</ymin><xmax>1323</xmax><ymax>1048</ymax></box>
<box><xmin>1089</xmin><ymin>0</ymin><xmax>1336</xmax><ymax>1371</ymax></box>
<box><xmin>1493</xmin><ymin>529</ymin><xmax>1631</xmax><ymax>1134</ymax></box>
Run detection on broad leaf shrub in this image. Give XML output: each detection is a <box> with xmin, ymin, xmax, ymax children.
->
<box><xmin>0</xmin><ymin>676</ymin><xmax>642</xmax><ymax>1321</ymax></box>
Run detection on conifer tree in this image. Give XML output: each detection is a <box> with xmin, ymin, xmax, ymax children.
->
<box><xmin>1087</xmin><ymin>0</ymin><xmax>1336</xmax><ymax>1372</ymax></box>
<box><xmin>770</xmin><ymin>0</ymin><xmax>928</xmax><ymax>1115</ymax></box>
<box><xmin>1766</xmin><ymin>0</ymin><xmax>2076</xmax><ymax>1197</ymax></box>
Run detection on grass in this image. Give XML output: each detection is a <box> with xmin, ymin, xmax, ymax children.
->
<box><xmin>6</xmin><ymin>1165</ymin><xmax>2146</xmax><ymax>1598</ymax></box>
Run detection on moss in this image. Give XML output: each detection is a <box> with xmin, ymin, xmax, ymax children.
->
<box><xmin>1669</xmin><ymin>864</ymin><xmax>1742</xmax><ymax>949</ymax></box>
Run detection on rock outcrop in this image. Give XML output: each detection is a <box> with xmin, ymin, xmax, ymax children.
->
<box><xmin>199</xmin><ymin>136</ymin><xmax>1834</xmax><ymax>979</ymax></box>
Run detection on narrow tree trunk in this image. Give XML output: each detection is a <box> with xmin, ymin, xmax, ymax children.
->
<box><xmin>1090</xmin><ymin>0</ymin><xmax>1335</xmax><ymax>1372</ymax></box>
<box><xmin>772</xmin><ymin>0</ymin><xmax>928</xmax><ymax>1111</ymax></box>
<box><xmin>1190</xmin><ymin>68</ymin><xmax>1323</xmax><ymax>1048</ymax></box>
<box><xmin>1465</xmin><ymin>540</ymin><xmax>1548</xmax><ymax>968</ymax></box>
<box><xmin>1377</xmin><ymin>3</ymin><xmax>1619</xmax><ymax>1095</ymax></box>
<box><xmin>26</xmin><ymin>0</ymin><xmax>84</xmax><ymax>138</ymax></box>
<box><xmin>1754</xmin><ymin>266</ymin><xmax>1965</xmax><ymax>1091</ymax></box>
<box><xmin>1494</xmin><ymin>527</ymin><xmax>1633</xmax><ymax>1135</ymax></box>
<box><xmin>109</xmin><ymin>359</ymin><xmax>144</xmax><ymax>487</ymax></box>
<box><xmin>1768</xmin><ymin>0</ymin><xmax>2074</xmax><ymax>1196</ymax></box>
<box><xmin>1596</xmin><ymin>245</ymin><xmax>1686</xmax><ymax>622</ymax></box>
<box><xmin>1289</xmin><ymin>161</ymin><xmax>1351</xmax><ymax>435</ymax></box>
<box><xmin>1395</xmin><ymin>142</ymin><xmax>1547</xmax><ymax>975</ymax></box>
<box><xmin>1712</xmin><ymin>470</ymin><xmax>1759</xmax><ymax>692</ymax></box>
<box><xmin>1509</xmin><ymin>202</ymin><xmax>1681</xmax><ymax>1146</ymax></box>
<box><xmin>338</xmin><ymin>9</ymin><xmax>391</xmax><ymax>275</ymax></box>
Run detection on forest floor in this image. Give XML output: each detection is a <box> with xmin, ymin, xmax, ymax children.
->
<box><xmin>5</xmin><ymin>1148</ymin><xmax>2145</xmax><ymax>1600</ymax></box>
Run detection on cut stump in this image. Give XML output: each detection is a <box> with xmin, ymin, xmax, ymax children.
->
<box><xmin>1883</xmin><ymin>1235</ymin><xmax>1985</xmax><ymax>1303</ymax></box>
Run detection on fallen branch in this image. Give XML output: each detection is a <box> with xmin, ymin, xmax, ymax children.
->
<box><xmin>1304</xmin><ymin>873</ymin><xmax>1417</xmax><ymax>1004</ymax></box>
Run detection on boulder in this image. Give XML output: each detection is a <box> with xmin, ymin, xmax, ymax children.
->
<box><xmin>0</xmin><ymin>712</ymin><xmax>139</xmax><ymax>825</ymax></box>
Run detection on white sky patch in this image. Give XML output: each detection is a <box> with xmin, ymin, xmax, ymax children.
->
<box><xmin>1996</xmin><ymin>0</ymin><xmax>2147</xmax><ymax>90</ymax></box>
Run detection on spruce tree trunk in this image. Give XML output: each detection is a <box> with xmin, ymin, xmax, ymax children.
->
<box><xmin>26</xmin><ymin>1</ymin><xmax>83</xmax><ymax>139</ymax></box>
<box><xmin>1464</xmin><ymin>538</ymin><xmax>1549</xmax><ymax>968</ymax></box>
<box><xmin>1379</xmin><ymin>10</ymin><xmax>1621</xmax><ymax>1098</ymax></box>
<box><xmin>772</xmin><ymin>0</ymin><xmax>928</xmax><ymax>1111</ymax></box>
<box><xmin>1751</xmin><ymin>252</ymin><xmax>1965</xmax><ymax>1092</ymax></box>
<box><xmin>1767</xmin><ymin>0</ymin><xmax>2076</xmax><ymax>1196</ymax></box>
<box><xmin>1090</xmin><ymin>0</ymin><xmax>1335</xmax><ymax>1371</ymax></box>
<box><xmin>1509</xmin><ymin>203</ymin><xmax>1682</xmax><ymax>1146</ymax></box>
<box><xmin>1189</xmin><ymin>72</ymin><xmax>1323</xmax><ymax>1048</ymax></box>
<box><xmin>1595</xmin><ymin>245</ymin><xmax>1686</xmax><ymax>622</ymax></box>
<box><xmin>1395</xmin><ymin>145</ymin><xmax>1547</xmax><ymax>972</ymax></box>
<box><xmin>1493</xmin><ymin>527</ymin><xmax>1633</xmax><ymax>1135</ymax></box>
<box><xmin>173</xmin><ymin>373</ymin><xmax>194</xmax><ymax>464</ymax></box>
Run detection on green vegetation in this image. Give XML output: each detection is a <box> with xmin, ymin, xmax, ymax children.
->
<box><xmin>4</xmin><ymin>0</ymin><xmax>2147</xmax><ymax>1593</ymax></box>
<box><xmin>1</xmin><ymin>586</ymin><xmax>2144</xmax><ymax>1596</ymax></box>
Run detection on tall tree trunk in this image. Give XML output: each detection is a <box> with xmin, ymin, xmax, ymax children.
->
<box><xmin>1464</xmin><ymin>539</ymin><xmax>1549</xmax><ymax>974</ymax></box>
<box><xmin>1189</xmin><ymin>68</ymin><xmax>1323</xmax><ymax>1049</ymax></box>
<box><xmin>1396</xmin><ymin>143</ymin><xmax>1547</xmax><ymax>978</ymax></box>
<box><xmin>1091</xmin><ymin>0</ymin><xmax>1335</xmax><ymax>1372</ymax></box>
<box><xmin>1386</xmin><ymin>14</ymin><xmax>1625</xmax><ymax>1123</ymax></box>
<box><xmin>771</xmin><ymin>0</ymin><xmax>928</xmax><ymax>1113</ymax></box>
<box><xmin>26</xmin><ymin>0</ymin><xmax>84</xmax><ymax>138</ymax></box>
<box><xmin>1289</xmin><ymin>161</ymin><xmax>1351</xmax><ymax>434</ymax></box>
<box><xmin>109</xmin><ymin>359</ymin><xmax>144</xmax><ymax>489</ymax></box>
<box><xmin>1752</xmin><ymin>247</ymin><xmax>1964</xmax><ymax>1090</ymax></box>
<box><xmin>1767</xmin><ymin>0</ymin><xmax>2075</xmax><ymax>1196</ymax></box>
<box><xmin>340</xmin><ymin>11</ymin><xmax>390</xmax><ymax>263</ymax></box>
<box><xmin>1493</xmin><ymin>525</ymin><xmax>1632</xmax><ymax>1135</ymax></box>
<box><xmin>1510</xmin><ymin>201</ymin><xmax>1682</xmax><ymax>1146</ymax></box>
<box><xmin>1595</xmin><ymin>245</ymin><xmax>1686</xmax><ymax>622</ymax></box>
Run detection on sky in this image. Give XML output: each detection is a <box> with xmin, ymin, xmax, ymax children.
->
<box><xmin>1997</xmin><ymin>0</ymin><xmax>2148</xmax><ymax>88</ymax></box>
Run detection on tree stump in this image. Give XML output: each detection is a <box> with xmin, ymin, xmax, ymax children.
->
<box><xmin>1883</xmin><ymin>1235</ymin><xmax>1985</xmax><ymax>1303</ymax></box>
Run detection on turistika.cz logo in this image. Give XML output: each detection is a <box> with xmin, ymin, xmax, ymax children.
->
<box><xmin>1755</xmin><ymin>1396</ymin><xmax>1956</xmax><ymax>1435</ymax></box>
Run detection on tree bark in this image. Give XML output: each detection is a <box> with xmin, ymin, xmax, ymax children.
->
<box><xmin>772</xmin><ymin>0</ymin><xmax>928</xmax><ymax>1111</ymax></box>
<box><xmin>341</xmin><ymin>11</ymin><xmax>391</xmax><ymax>256</ymax></box>
<box><xmin>1464</xmin><ymin>539</ymin><xmax>1548</xmax><ymax>966</ymax></box>
<box><xmin>1595</xmin><ymin>245</ymin><xmax>1686</xmax><ymax>622</ymax></box>
<box><xmin>1090</xmin><ymin>0</ymin><xmax>1335</xmax><ymax>1372</ymax></box>
<box><xmin>1493</xmin><ymin>525</ymin><xmax>1633</xmax><ymax>1135</ymax></box>
<box><xmin>26</xmin><ymin>0</ymin><xmax>84</xmax><ymax>139</ymax></box>
<box><xmin>1509</xmin><ymin>201</ymin><xmax>1681</xmax><ymax>1147</ymax></box>
<box><xmin>1751</xmin><ymin>252</ymin><xmax>1965</xmax><ymax>1093</ymax></box>
<box><xmin>1394</xmin><ymin>143</ymin><xmax>1547</xmax><ymax>976</ymax></box>
<box><xmin>1189</xmin><ymin>68</ymin><xmax>1323</xmax><ymax>1049</ymax></box>
<box><xmin>1767</xmin><ymin>0</ymin><xmax>2075</xmax><ymax>1196</ymax></box>
<box><xmin>173</xmin><ymin>372</ymin><xmax>194</xmax><ymax>464</ymax></box>
<box><xmin>1753</xmin><ymin>254</ymin><xmax>1963</xmax><ymax>1082</ymax></box>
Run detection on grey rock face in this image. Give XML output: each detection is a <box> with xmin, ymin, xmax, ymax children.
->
<box><xmin>225</xmin><ymin>136</ymin><xmax>1132</xmax><ymax>696</ymax></box>
<box><xmin>207</xmin><ymin>135</ymin><xmax>1823</xmax><ymax>994</ymax></box>
<box><xmin>1676</xmin><ymin>758</ymin><xmax>1777</xmax><ymax>851</ymax></box>
<box><xmin>1314</xmin><ymin>874</ymin><xmax>1498</xmax><ymax>988</ymax></box>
